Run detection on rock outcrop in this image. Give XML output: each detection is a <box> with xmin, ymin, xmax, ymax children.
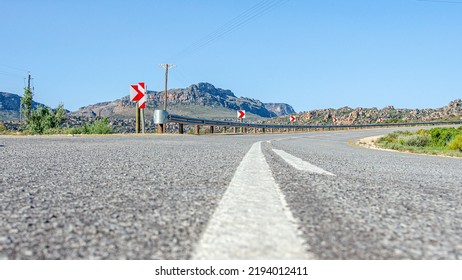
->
<box><xmin>70</xmin><ymin>83</ymin><xmax>295</xmax><ymax>119</ymax></box>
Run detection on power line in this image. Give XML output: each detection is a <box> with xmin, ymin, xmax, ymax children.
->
<box><xmin>416</xmin><ymin>0</ymin><xmax>462</xmax><ymax>3</ymax></box>
<box><xmin>0</xmin><ymin>71</ymin><xmax>24</xmax><ymax>78</ymax></box>
<box><xmin>0</xmin><ymin>63</ymin><xmax>28</xmax><ymax>73</ymax></box>
<box><xmin>168</xmin><ymin>0</ymin><xmax>290</xmax><ymax>62</ymax></box>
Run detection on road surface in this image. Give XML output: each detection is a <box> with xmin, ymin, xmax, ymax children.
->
<box><xmin>1</xmin><ymin>128</ymin><xmax>461</xmax><ymax>259</ymax></box>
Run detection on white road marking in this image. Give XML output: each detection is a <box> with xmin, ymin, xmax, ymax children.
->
<box><xmin>272</xmin><ymin>149</ymin><xmax>335</xmax><ymax>176</ymax></box>
<box><xmin>193</xmin><ymin>141</ymin><xmax>313</xmax><ymax>260</ymax></box>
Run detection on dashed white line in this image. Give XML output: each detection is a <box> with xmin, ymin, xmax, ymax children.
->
<box><xmin>272</xmin><ymin>149</ymin><xmax>335</xmax><ymax>176</ymax></box>
<box><xmin>193</xmin><ymin>141</ymin><xmax>313</xmax><ymax>260</ymax></box>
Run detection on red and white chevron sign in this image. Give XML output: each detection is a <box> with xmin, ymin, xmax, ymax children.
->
<box><xmin>333</xmin><ymin>117</ymin><xmax>338</xmax><ymax>123</ymax></box>
<box><xmin>290</xmin><ymin>115</ymin><xmax>296</xmax><ymax>122</ymax></box>
<box><xmin>237</xmin><ymin>110</ymin><xmax>246</xmax><ymax>119</ymax></box>
<box><xmin>138</xmin><ymin>82</ymin><xmax>146</xmax><ymax>109</ymax></box>
<box><xmin>130</xmin><ymin>82</ymin><xmax>146</xmax><ymax>108</ymax></box>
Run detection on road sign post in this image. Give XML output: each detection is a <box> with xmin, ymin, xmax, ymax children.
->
<box><xmin>130</xmin><ymin>82</ymin><xmax>146</xmax><ymax>134</ymax></box>
<box><xmin>136</xmin><ymin>103</ymin><xmax>140</xmax><ymax>133</ymax></box>
<box><xmin>290</xmin><ymin>115</ymin><xmax>296</xmax><ymax>132</ymax></box>
<box><xmin>237</xmin><ymin>110</ymin><xmax>245</xmax><ymax>133</ymax></box>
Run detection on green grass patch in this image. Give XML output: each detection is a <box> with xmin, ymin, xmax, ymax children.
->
<box><xmin>376</xmin><ymin>127</ymin><xmax>462</xmax><ymax>157</ymax></box>
<box><xmin>66</xmin><ymin>118</ymin><xmax>114</xmax><ymax>134</ymax></box>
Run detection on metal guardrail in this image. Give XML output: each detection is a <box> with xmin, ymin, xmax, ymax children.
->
<box><xmin>166</xmin><ymin>113</ymin><xmax>462</xmax><ymax>134</ymax></box>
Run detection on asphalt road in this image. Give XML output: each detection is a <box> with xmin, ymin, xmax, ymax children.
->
<box><xmin>1</xmin><ymin>127</ymin><xmax>461</xmax><ymax>259</ymax></box>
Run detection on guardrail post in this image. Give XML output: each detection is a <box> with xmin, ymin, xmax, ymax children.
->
<box><xmin>210</xmin><ymin>126</ymin><xmax>214</xmax><ymax>134</ymax></box>
<box><xmin>262</xmin><ymin>128</ymin><xmax>266</xmax><ymax>133</ymax></box>
<box><xmin>178</xmin><ymin>123</ymin><xmax>184</xmax><ymax>134</ymax></box>
<box><xmin>223</xmin><ymin>127</ymin><xmax>227</xmax><ymax>134</ymax></box>
<box><xmin>194</xmin><ymin>125</ymin><xmax>200</xmax><ymax>135</ymax></box>
<box><xmin>157</xmin><ymin>124</ymin><xmax>164</xmax><ymax>134</ymax></box>
<box><xmin>233</xmin><ymin>127</ymin><xmax>237</xmax><ymax>134</ymax></box>
<box><xmin>154</xmin><ymin>110</ymin><xmax>169</xmax><ymax>134</ymax></box>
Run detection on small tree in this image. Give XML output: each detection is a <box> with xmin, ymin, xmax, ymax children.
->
<box><xmin>20</xmin><ymin>87</ymin><xmax>33</xmax><ymax>125</ymax></box>
<box><xmin>27</xmin><ymin>105</ymin><xmax>67</xmax><ymax>134</ymax></box>
<box><xmin>54</xmin><ymin>103</ymin><xmax>66</xmax><ymax>125</ymax></box>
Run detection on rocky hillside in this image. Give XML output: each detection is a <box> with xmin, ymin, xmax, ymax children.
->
<box><xmin>271</xmin><ymin>99</ymin><xmax>462</xmax><ymax>125</ymax></box>
<box><xmin>0</xmin><ymin>92</ymin><xmax>47</xmax><ymax>121</ymax></box>
<box><xmin>265</xmin><ymin>103</ymin><xmax>295</xmax><ymax>117</ymax></box>
<box><xmin>71</xmin><ymin>83</ymin><xmax>296</xmax><ymax>119</ymax></box>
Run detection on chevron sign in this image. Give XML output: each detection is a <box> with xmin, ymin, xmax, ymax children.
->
<box><xmin>130</xmin><ymin>82</ymin><xmax>146</xmax><ymax>109</ymax></box>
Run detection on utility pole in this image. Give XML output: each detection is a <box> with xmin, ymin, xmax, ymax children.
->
<box><xmin>27</xmin><ymin>72</ymin><xmax>31</xmax><ymax>91</ymax></box>
<box><xmin>160</xmin><ymin>64</ymin><xmax>174</xmax><ymax>110</ymax></box>
<box><xmin>21</xmin><ymin>72</ymin><xmax>33</xmax><ymax>124</ymax></box>
<box><xmin>157</xmin><ymin>64</ymin><xmax>174</xmax><ymax>134</ymax></box>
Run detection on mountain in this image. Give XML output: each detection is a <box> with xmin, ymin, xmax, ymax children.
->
<box><xmin>71</xmin><ymin>83</ymin><xmax>296</xmax><ymax>120</ymax></box>
<box><xmin>264</xmin><ymin>103</ymin><xmax>296</xmax><ymax>117</ymax></box>
<box><xmin>0</xmin><ymin>92</ymin><xmax>48</xmax><ymax>121</ymax></box>
<box><xmin>270</xmin><ymin>99</ymin><xmax>462</xmax><ymax>125</ymax></box>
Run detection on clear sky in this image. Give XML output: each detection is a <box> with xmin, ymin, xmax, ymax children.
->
<box><xmin>1</xmin><ymin>0</ymin><xmax>461</xmax><ymax>113</ymax></box>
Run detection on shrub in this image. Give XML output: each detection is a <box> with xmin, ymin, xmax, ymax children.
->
<box><xmin>68</xmin><ymin>118</ymin><xmax>113</xmax><ymax>135</ymax></box>
<box><xmin>447</xmin><ymin>135</ymin><xmax>462</xmax><ymax>152</ymax></box>
<box><xmin>428</xmin><ymin>127</ymin><xmax>461</xmax><ymax>147</ymax></box>
<box><xmin>0</xmin><ymin>122</ymin><xmax>7</xmax><ymax>134</ymax></box>
<box><xmin>400</xmin><ymin>134</ymin><xmax>431</xmax><ymax>147</ymax></box>
<box><xmin>378</xmin><ymin>130</ymin><xmax>412</xmax><ymax>144</ymax></box>
<box><xmin>416</xmin><ymin>129</ymin><xmax>429</xmax><ymax>136</ymax></box>
<box><xmin>88</xmin><ymin>118</ymin><xmax>113</xmax><ymax>134</ymax></box>
<box><xmin>26</xmin><ymin>104</ymin><xmax>66</xmax><ymax>135</ymax></box>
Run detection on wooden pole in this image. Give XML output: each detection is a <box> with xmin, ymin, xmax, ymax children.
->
<box><xmin>140</xmin><ymin>108</ymin><xmax>145</xmax><ymax>134</ymax></box>
<box><xmin>136</xmin><ymin>103</ymin><xmax>140</xmax><ymax>134</ymax></box>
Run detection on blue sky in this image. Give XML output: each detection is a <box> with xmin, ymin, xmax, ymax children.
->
<box><xmin>1</xmin><ymin>0</ymin><xmax>461</xmax><ymax>112</ymax></box>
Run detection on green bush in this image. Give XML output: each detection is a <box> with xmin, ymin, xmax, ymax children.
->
<box><xmin>0</xmin><ymin>122</ymin><xmax>7</xmax><ymax>134</ymax></box>
<box><xmin>26</xmin><ymin>104</ymin><xmax>66</xmax><ymax>135</ymax></box>
<box><xmin>68</xmin><ymin>118</ymin><xmax>113</xmax><ymax>134</ymax></box>
<box><xmin>447</xmin><ymin>135</ymin><xmax>462</xmax><ymax>152</ymax></box>
<box><xmin>416</xmin><ymin>129</ymin><xmax>429</xmax><ymax>136</ymax></box>
<box><xmin>428</xmin><ymin>127</ymin><xmax>461</xmax><ymax>147</ymax></box>
<box><xmin>399</xmin><ymin>134</ymin><xmax>431</xmax><ymax>147</ymax></box>
<box><xmin>378</xmin><ymin>131</ymin><xmax>412</xmax><ymax>144</ymax></box>
<box><xmin>89</xmin><ymin>118</ymin><xmax>113</xmax><ymax>134</ymax></box>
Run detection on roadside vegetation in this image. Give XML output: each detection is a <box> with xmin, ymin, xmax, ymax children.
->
<box><xmin>376</xmin><ymin>127</ymin><xmax>462</xmax><ymax>157</ymax></box>
<box><xmin>65</xmin><ymin>118</ymin><xmax>113</xmax><ymax>135</ymax></box>
<box><xmin>12</xmin><ymin>87</ymin><xmax>114</xmax><ymax>135</ymax></box>
<box><xmin>0</xmin><ymin>121</ymin><xmax>7</xmax><ymax>135</ymax></box>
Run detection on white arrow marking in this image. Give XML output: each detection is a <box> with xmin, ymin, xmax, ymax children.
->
<box><xmin>193</xmin><ymin>142</ymin><xmax>313</xmax><ymax>260</ymax></box>
<box><xmin>272</xmin><ymin>149</ymin><xmax>335</xmax><ymax>176</ymax></box>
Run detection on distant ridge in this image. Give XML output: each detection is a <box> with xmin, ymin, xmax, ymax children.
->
<box><xmin>271</xmin><ymin>99</ymin><xmax>462</xmax><ymax>125</ymax></box>
<box><xmin>70</xmin><ymin>83</ymin><xmax>296</xmax><ymax>120</ymax></box>
<box><xmin>2</xmin><ymin>87</ymin><xmax>461</xmax><ymax>126</ymax></box>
